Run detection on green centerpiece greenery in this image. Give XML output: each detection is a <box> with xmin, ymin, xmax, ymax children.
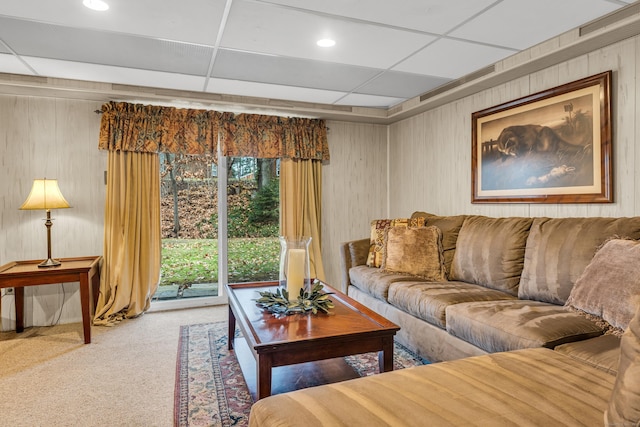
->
<box><xmin>255</xmin><ymin>280</ymin><xmax>335</xmax><ymax>315</ymax></box>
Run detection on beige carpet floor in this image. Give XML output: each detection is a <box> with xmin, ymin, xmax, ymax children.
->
<box><xmin>0</xmin><ymin>305</ymin><xmax>227</xmax><ymax>427</ymax></box>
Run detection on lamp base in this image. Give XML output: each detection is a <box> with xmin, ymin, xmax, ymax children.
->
<box><xmin>38</xmin><ymin>258</ymin><xmax>61</xmax><ymax>268</ymax></box>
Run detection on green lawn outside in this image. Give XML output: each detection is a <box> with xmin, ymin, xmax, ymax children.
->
<box><xmin>160</xmin><ymin>237</ymin><xmax>280</xmax><ymax>287</ymax></box>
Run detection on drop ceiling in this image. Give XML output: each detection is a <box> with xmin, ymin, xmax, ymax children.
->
<box><xmin>0</xmin><ymin>0</ymin><xmax>636</xmax><ymax>111</ymax></box>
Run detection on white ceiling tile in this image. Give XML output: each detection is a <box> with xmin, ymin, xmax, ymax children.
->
<box><xmin>263</xmin><ymin>0</ymin><xmax>499</xmax><ymax>34</ymax></box>
<box><xmin>0</xmin><ymin>17</ymin><xmax>213</xmax><ymax>76</ymax></box>
<box><xmin>334</xmin><ymin>93</ymin><xmax>406</xmax><ymax>108</ymax></box>
<box><xmin>450</xmin><ymin>0</ymin><xmax>622</xmax><ymax>50</ymax></box>
<box><xmin>25</xmin><ymin>57</ymin><xmax>207</xmax><ymax>92</ymax></box>
<box><xmin>355</xmin><ymin>71</ymin><xmax>451</xmax><ymax>97</ymax></box>
<box><xmin>212</xmin><ymin>49</ymin><xmax>380</xmax><ymax>92</ymax></box>
<box><xmin>205</xmin><ymin>77</ymin><xmax>347</xmax><ymax>105</ymax></box>
<box><xmin>393</xmin><ymin>38</ymin><xmax>515</xmax><ymax>79</ymax></box>
<box><xmin>222</xmin><ymin>0</ymin><xmax>436</xmax><ymax>69</ymax></box>
<box><xmin>0</xmin><ymin>53</ymin><xmax>36</xmax><ymax>75</ymax></box>
<box><xmin>0</xmin><ymin>0</ymin><xmax>225</xmax><ymax>45</ymax></box>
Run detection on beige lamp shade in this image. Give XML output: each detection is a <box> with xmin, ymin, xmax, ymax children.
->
<box><xmin>20</xmin><ymin>179</ymin><xmax>71</xmax><ymax>211</ymax></box>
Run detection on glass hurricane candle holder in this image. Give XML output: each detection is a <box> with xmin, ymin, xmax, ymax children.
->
<box><xmin>279</xmin><ymin>236</ymin><xmax>311</xmax><ymax>301</ymax></box>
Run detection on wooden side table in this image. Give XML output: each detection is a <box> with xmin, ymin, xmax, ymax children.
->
<box><xmin>0</xmin><ymin>256</ymin><xmax>102</xmax><ymax>344</ymax></box>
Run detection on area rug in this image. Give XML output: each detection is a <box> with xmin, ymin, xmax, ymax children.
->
<box><xmin>174</xmin><ymin>322</ymin><xmax>428</xmax><ymax>427</ymax></box>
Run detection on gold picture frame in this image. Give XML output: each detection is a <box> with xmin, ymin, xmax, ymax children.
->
<box><xmin>472</xmin><ymin>71</ymin><xmax>612</xmax><ymax>203</ymax></box>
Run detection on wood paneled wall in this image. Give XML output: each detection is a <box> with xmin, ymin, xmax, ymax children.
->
<box><xmin>322</xmin><ymin>121</ymin><xmax>388</xmax><ymax>290</ymax></box>
<box><xmin>0</xmin><ymin>96</ymin><xmax>106</xmax><ymax>330</ymax></box>
<box><xmin>389</xmin><ymin>35</ymin><xmax>640</xmax><ymax>219</ymax></box>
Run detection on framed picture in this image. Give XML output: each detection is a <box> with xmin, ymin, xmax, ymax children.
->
<box><xmin>472</xmin><ymin>71</ymin><xmax>612</xmax><ymax>203</ymax></box>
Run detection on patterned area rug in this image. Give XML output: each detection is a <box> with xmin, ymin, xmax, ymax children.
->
<box><xmin>174</xmin><ymin>322</ymin><xmax>428</xmax><ymax>427</ymax></box>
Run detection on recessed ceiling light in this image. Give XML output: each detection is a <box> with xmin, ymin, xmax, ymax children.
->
<box><xmin>83</xmin><ymin>0</ymin><xmax>109</xmax><ymax>11</ymax></box>
<box><xmin>317</xmin><ymin>39</ymin><xmax>336</xmax><ymax>48</ymax></box>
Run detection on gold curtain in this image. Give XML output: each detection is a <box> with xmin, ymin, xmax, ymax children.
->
<box><xmin>94</xmin><ymin>150</ymin><xmax>161</xmax><ymax>325</ymax></box>
<box><xmin>280</xmin><ymin>158</ymin><xmax>326</xmax><ymax>281</ymax></box>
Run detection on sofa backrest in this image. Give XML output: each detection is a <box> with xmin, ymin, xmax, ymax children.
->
<box><xmin>449</xmin><ymin>215</ymin><xmax>533</xmax><ymax>296</ymax></box>
<box><xmin>519</xmin><ymin>217</ymin><xmax>640</xmax><ymax>305</ymax></box>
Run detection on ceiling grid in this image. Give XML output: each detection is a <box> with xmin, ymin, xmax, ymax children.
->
<box><xmin>0</xmin><ymin>0</ymin><xmax>636</xmax><ymax>111</ymax></box>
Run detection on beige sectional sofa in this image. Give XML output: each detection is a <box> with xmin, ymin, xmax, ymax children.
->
<box><xmin>341</xmin><ymin>212</ymin><xmax>640</xmax><ymax>363</ymax></box>
<box><xmin>249</xmin><ymin>213</ymin><xmax>640</xmax><ymax>426</ymax></box>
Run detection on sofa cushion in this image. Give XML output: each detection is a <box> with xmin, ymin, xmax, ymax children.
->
<box><xmin>249</xmin><ymin>348</ymin><xmax>615</xmax><ymax>427</ymax></box>
<box><xmin>565</xmin><ymin>238</ymin><xmax>640</xmax><ymax>336</ymax></box>
<box><xmin>411</xmin><ymin>212</ymin><xmax>467</xmax><ymax>278</ymax></box>
<box><xmin>604</xmin><ymin>297</ymin><xmax>640</xmax><ymax>426</ymax></box>
<box><xmin>519</xmin><ymin>217</ymin><xmax>640</xmax><ymax>305</ymax></box>
<box><xmin>381</xmin><ymin>226</ymin><xmax>446</xmax><ymax>281</ymax></box>
<box><xmin>366</xmin><ymin>217</ymin><xmax>426</xmax><ymax>268</ymax></box>
<box><xmin>388</xmin><ymin>281</ymin><xmax>516</xmax><ymax>329</ymax></box>
<box><xmin>554</xmin><ymin>334</ymin><xmax>620</xmax><ymax>375</ymax></box>
<box><xmin>605</xmin><ymin>299</ymin><xmax>640</xmax><ymax>426</ymax></box>
<box><xmin>446</xmin><ymin>300</ymin><xmax>603</xmax><ymax>353</ymax></box>
<box><xmin>449</xmin><ymin>216</ymin><xmax>533</xmax><ymax>295</ymax></box>
<box><xmin>349</xmin><ymin>265</ymin><xmax>425</xmax><ymax>301</ymax></box>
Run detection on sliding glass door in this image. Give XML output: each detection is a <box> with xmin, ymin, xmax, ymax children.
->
<box><xmin>226</xmin><ymin>157</ymin><xmax>280</xmax><ymax>284</ymax></box>
<box><xmin>155</xmin><ymin>153</ymin><xmax>220</xmax><ymax>302</ymax></box>
<box><xmin>153</xmin><ymin>153</ymin><xmax>279</xmax><ymax>305</ymax></box>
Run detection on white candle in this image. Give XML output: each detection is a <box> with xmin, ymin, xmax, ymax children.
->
<box><xmin>286</xmin><ymin>248</ymin><xmax>305</xmax><ymax>300</ymax></box>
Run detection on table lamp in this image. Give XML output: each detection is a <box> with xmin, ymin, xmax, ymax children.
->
<box><xmin>19</xmin><ymin>179</ymin><xmax>71</xmax><ymax>267</ymax></box>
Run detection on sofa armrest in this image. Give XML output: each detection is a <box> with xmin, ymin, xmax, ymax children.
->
<box><xmin>339</xmin><ymin>238</ymin><xmax>370</xmax><ymax>292</ymax></box>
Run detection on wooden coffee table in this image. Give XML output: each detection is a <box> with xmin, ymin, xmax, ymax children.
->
<box><xmin>226</xmin><ymin>281</ymin><xmax>400</xmax><ymax>400</ymax></box>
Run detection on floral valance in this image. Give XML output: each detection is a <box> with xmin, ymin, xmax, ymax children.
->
<box><xmin>98</xmin><ymin>101</ymin><xmax>329</xmax><ymax>161</ymax></box>
<box><xmin>221</xmin><ymin>114</ymin><xmax>329</xmax><ymax>160</ymax></box>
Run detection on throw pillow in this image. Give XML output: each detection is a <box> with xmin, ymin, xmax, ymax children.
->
<box><xmin>412</xmin><ymin>212</ymin><xmax>466</xmax><ymax>279</ymax></box>
<box><xmin>565</xmin><ymin>238</ymin><xmax>640</xmax><ymax>336</ymax></box>
<box><xmin>366</xmin><ymin>217</ymin><xmax>426</xmax><ymax>268</ymax></box>
<box><xmin>604</xmin><ymin>297</ymin><xmax>640</xmax><ymax>426</ymax></box>
<box><xmin>381</xmin><ymin>225</ymin><xmax>446</xmax><ymax>281</ymax></box>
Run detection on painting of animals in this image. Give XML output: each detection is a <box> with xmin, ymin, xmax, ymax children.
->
<box><xmin>472</xmin><ymin>71</ymin><xmax>612</xmax><ymax>203</ymax></box>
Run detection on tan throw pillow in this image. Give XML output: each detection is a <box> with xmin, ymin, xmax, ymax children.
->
<box><xmin>381</xmin><ymin>226</ymin><xmax>446</xmax><ymax>281</ymax></box>
<box><xmin>411</xmin><ymin>211</ymin><xmax>467</xmax><ymax>279</ymax></box>
<box><xmin>366</xmin><ymin>217</ymin><xmax>426</xmax><ymax>268</ymax></box>
<box><xmin>604</xmin><ymin>297</ymin><xmax>640</xmax><ymax>426</ymax></box>
<box><xmin>565</xmin><ymin>238</ymin><xmax>640</xmax><ymax>336</ymax></box>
